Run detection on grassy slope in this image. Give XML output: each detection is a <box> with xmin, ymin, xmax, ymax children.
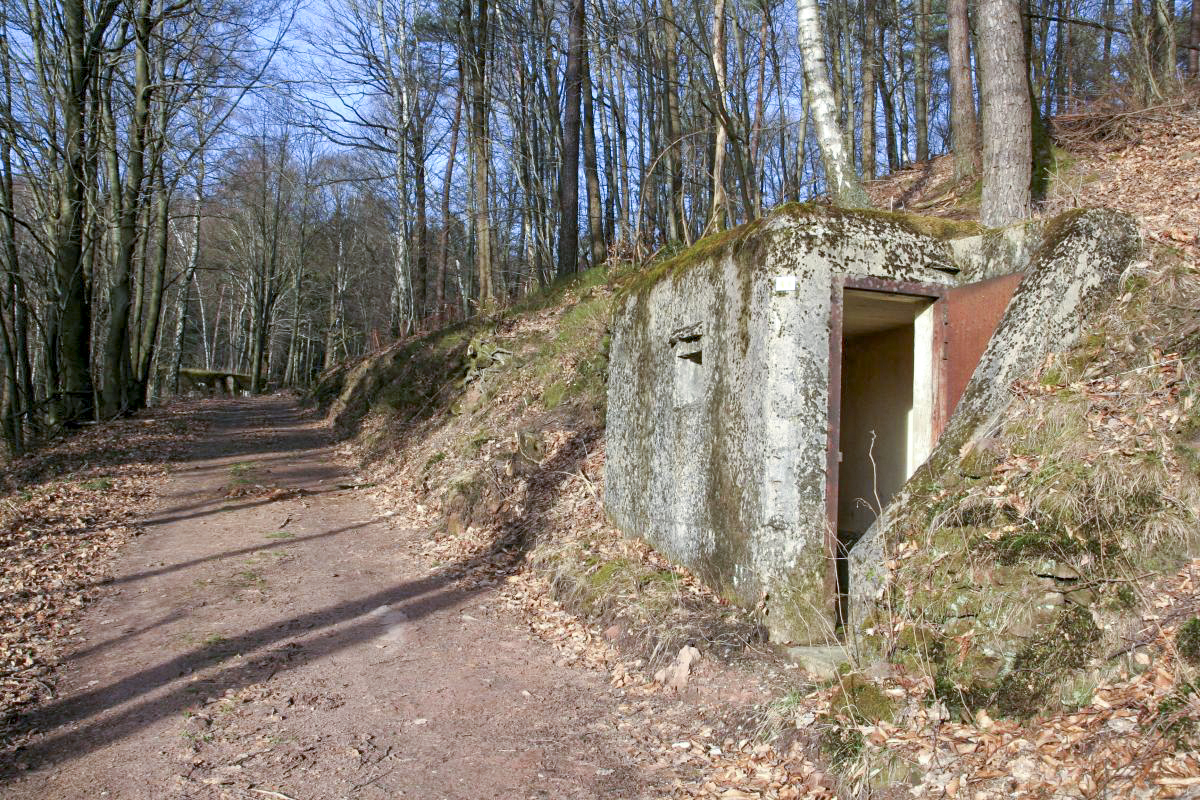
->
<box><xmin>319</xmin><ymin>106</ymin><xmax>1200</xmax><ymax>796</ymax></box>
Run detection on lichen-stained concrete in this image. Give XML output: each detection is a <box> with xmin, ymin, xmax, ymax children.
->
<box><xmin>605</xmin><ymin>204</ymin><xmax>1140</xmax><ymax>645</ymax></box>
<box><xmin>607</xmin><ymin>206</ymin><xmax>964</xmax><ymax>643</ymax></box>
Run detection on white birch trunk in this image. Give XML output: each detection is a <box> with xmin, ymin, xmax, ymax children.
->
<box><xmin>170</xmin><ymin>179</ymin><xmax>202</xmax><ymax>394</ymax></box>
<box><xmin>794</xmin><ymin>0</ymin><xmax>870</xmax><ymax>208</ymax></box>
<box><xmin>707</xmin><ymin>0</ymin><xmax>730</xmax><ymax>233</ymax></box>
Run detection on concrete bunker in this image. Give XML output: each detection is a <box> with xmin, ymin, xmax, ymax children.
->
<box><xmin>605</xmin><ymin>205</ymin><xmax>1140</xmax><ymax>644</ymax></box>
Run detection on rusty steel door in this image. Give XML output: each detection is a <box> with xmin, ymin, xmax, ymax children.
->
<box><xmin>938</xmin><ymin>272</ymin><xmax>1025</xmax><ymax>430</ymax></box>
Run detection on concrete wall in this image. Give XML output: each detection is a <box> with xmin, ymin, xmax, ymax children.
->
<box><xmin>606</xmin><ymin>205</ymin><xmax>963</xmax><ymax>644</ymax></box>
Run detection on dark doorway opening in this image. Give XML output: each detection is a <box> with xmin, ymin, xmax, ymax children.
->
<box><xmin>831</xmin><ymin>286</ymin><xmax>939</xmax><ymax>628</ymax></box>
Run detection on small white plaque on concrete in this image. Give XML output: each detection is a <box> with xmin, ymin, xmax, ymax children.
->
<box><xmin>774</xmin><ymin>275</ymin><xmax>798</xmax><ymax>294</ymax></box>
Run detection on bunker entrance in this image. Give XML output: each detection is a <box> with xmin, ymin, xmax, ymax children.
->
<box><xmin>833</xmin><ymin>288</ymin><xmax>939</xmax><ymax>627</ymax></box>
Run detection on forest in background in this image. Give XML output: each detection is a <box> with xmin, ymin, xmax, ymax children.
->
<box><xmin>0</xmin><ymin>0</ymin><xmax>1195</xmax><ymax>455</ymax></box>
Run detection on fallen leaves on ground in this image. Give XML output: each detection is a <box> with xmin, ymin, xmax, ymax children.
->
<box><xmin>0</xmin><ymin>402</ymin><xmax>205</xmax><ymax>751</ymax></box>
<box><xmin>1045</xmin><ymin>102</ymin><xmax>1200</xmax><ymax>267</ymax></box>
<box><xmin>854</xmin><ymin>562</ymin><xmax>1200</xmax><ymax>799</ymax></box>
<box><xmin>224</xmin><ymin>484</ymin><xmax>309</xmax><ymax>501</ymax></box>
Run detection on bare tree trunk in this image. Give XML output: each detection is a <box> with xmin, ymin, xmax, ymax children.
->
<box><xmin>607</xmin><ymin>40</ymin><xmax>632</xmax><ymax>243</ymax></box>
<box><xmin>557</xmin><ymin>0</ymin><xmax>584</xmax><ymax>277</ymax></box>
<box><xmin>1130</xmin><ymin>0</ymin><xmax>1164</xmax><ymax>100</ymax></box>
<box><xmin>411</xmin><ymin>120</ymin><xmax>429</xmax><ymax>318</ymax></box>
<box><xmin>132</xmin><ymin>195</ymin><xmax>150</xmax><ymax>373</ymax></box>
<box><xmin>283</xmin><ymin>149</ymin><xmax>313</xmax><ymax>384</ymax></box>
<box><xmin>660</xmin><ymin>0</ymin><xmax>688</xmax><ymax>243</ymax></box>
<box><xmin>827</xmin><ymin>0</ymin><xmax>844</xmax><ymax>139</ymax></box>
<box><xmin>389</xmin><ymin>153</ymin><xmax>413</xmax><ymax>336</ymax></box>
<box><xmin>509</xmin><ymin>26</ymin><xmax>540</xmax><ymax>289</ymax></box>
<box><xmin>204</xmin><ymin>282</ymin><xmax>218</xmax><ymax>370</ymax></box>
<box><xmin>722</xmin><ymin>16</ymin><xmax>754</xmax><ymax>222</ymax></box>
<box><xmin>768</xmin><ymin>21</ymin><xmax>794</xmax><ymax>200</ymax></box>
<box><xmin>137</xmin><ymin>35</ymin><xmax>174</xmax><ymax>405</ymax></box>
<box><xmin>0</xmin><ymin>289</ymin><xmax>20</xmax><ymax>452</ymax></box>
<box><xmin>1102</xmin><ymin>0</ymin><xmax>1115</xmax><ymax>70</ymax></box>
<box><xmin>324</xmin><ymin>219</ymin><xmax>344</xmax><ymax>371</ymax></box>
<box><xmin>376</xmin><ymin>0</ymin><xmax>415</xmax><ymax>334</ymax></box>
<box><xmin>0</xmin><ymin>113</ymin><xmax>21</xmax><ymax>449</ymax></box>
<box><xmin>136</xmin><ymin>159</ymin><xmax>170</xmax><ymax>405</ymax></box>
<box><xmin>462</xmin><ymin>0</ymin><xmax>492</xmax><ymax>305</ymax></box>
<box><xmin>1050</xmin><ymin>0</ymin><xmax>1067</xmax><ymax>112</ymax></box>
<box><xmin>171</xmin><ymin>175</ymin><xmax>203</xmax><ymax>394</ymax></box>
<box><xmin>978</xmin><ymin>0</ymin><xmax>1032</xmax><ymax>226</ymax></box>
<box><xmin>861</xmin><ymin>0</ymin><xmax>877</xmax><ymax>180</ymax></box>
<box><xmin>249</xmin><ymin>136</ymin><xmax>288</xmax><ymax>394</ymax></box>
<box><xmin>437</xmin><ymin>79</ymin><xmax>462</xmax><ymax>316</ymax></box>
<box><xmin>879</xmin><ymin>21</ymin><xmax>899</xmax><ymax>172</ymax></box>
<box><xmin>0</xmin><ymin>12</ymin><xmax>29</xmax><ymax>449</ymax></box>
<box><xmin>1030</xmin><ymin>0</ymin><xmax>1050</xmax><ymax>112</ymax></box>
<box><xmin>1153</xmin><ymin>0</ymin><xmax>1178</xmax><ymax>89</ymax></box>
<box><xmin>1023</xmin><ymin>0</ymin><xmax>1054</xmax><ymax>201</ymax></box>
<box><xmin>948</xmin><ymin>0</ymin><xmax>980</xmax><ymax>181</ymax></box>
<box><xmin>636</xmin><ymin>27</ymin><xmax>659</xmax><ymax>241</ymax></box>
<box><xmin>748</xmin><ymin>9</ymin><xmax>769</xmax><ymax>214</ymax></box>
<box><xmin>1063</xmin><ymin>0</ymin><xmax>1076</xmax><ymax>107</ymax></box>
<box><xmin>54</xmin><ymin>0</ymin><xmax>101</xmax><ymax>424</ymax></box>
<box><xmin>915</xmin><ymin>0</ymin><xmax>930</xmax><ymax>162</ymax></box>
<box><xmin>890</xmin><ymin>0</ymin><xmax>910</xmax><ymax>165</ymax></box>
<box><xmin>101</xmin><ymin>0</ymin><xmax>154</xmax><ymax>417</ymax></box>
<box><xmin>795</xmin><ymin>0</ymin><xmax>870</xmax><ymax>207</ymax></box>
<box><xmin>594</xmin><ymin>43</ymin><xmax>618</xmax><ymax>243</ymax></box>
<box><xmin>582</xmin><ymin>41</ymin><xmax>605</xmax><ymax>268</ymax></box>
<box><xmin>835</xmin><ymin>0</ymin><xmax>856</xmax><ymax>166</ymax></box>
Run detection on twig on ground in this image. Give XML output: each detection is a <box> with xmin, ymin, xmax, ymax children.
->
<box><xmin>249</xmin><ymin>789</ymin><xmax>297</xmax><ymax>800</ymax></box>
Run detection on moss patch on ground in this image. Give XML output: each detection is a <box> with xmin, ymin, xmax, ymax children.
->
<box><xmin>818</xmin><ymin>673</ymin><xmax>899</xmax><ymax>769</ymax></box>
<box><xmin>1177</xmin><ymin>617</ymin><xmax>1200</xmax><ymax>666</ymax></box>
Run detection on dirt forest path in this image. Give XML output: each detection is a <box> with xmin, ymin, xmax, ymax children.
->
<box><xmin>2</xmin><ymin>396</ymin><xmax>671</xmax><ymax>799</ymax></box>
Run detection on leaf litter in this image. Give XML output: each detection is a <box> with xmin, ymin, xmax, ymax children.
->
<box><xmin>0</xmin><ymin>401</ymin><xmax>204</xmax><ymax>755</ymax></box>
